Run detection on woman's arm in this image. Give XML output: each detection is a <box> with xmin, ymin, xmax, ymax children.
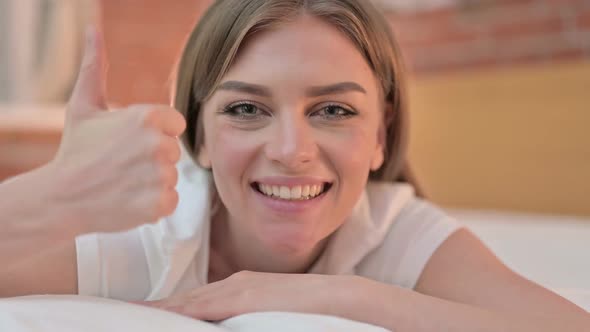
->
<box><xmin>0</xmin><ymin>27</ymin><xmax>185</xmax><ymax>298</ymax></box>
<box><xmin>0</xmin><ymin>165</ymin><xmax>79</xmax><ymax>296</ymax></box>
<box><xmin>0</xmin><ymin>240</ymin><xmax>78</xmax><ymax>297</ymax></box>
<box><xmin>140</xmin><ymin>229</ymin><xmax>589</xmax><ymax>331</ymax></box>
<box><xmin>349</xmin><ymin>229</ymin><xmax>589</xmax><ymax>332</ymax></box>
<box><xmin>415</xmin><ymin>228</ymin><xmax>587</xmax><ymax>317</ymax></box>
<box><xmin>354</xmin><ymin>277</ymin><xmax>588</xmax><ymax>332</ymax></box>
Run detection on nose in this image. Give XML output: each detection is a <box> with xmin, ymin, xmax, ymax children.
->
<box><xmin>264</xmin><ymin>113</ymin><xmax>318</xmax><ymax>170</ymax></box>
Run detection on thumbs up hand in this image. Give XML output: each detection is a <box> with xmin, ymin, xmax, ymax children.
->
<box><xmin>49</xmin><ymin>27</ymin><xmax>186</xmax><ymax>234</ymax></box>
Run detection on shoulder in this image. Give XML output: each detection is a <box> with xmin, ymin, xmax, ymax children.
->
<box><xmin>363</xmin><ymin>181</ymin><xmax>415</xmax><ymax>227</ymax></box>
<box><xmin>365</xmin><ymin>180</ymin><xmax>455</xmax><ymax>230</ymax></box>
<box><xmin>356</xmin><ymin>181</ymin><xmax>463</xmax><ymax>289</ymax></box>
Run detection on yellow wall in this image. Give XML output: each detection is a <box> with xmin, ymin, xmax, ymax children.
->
<box><xmin>407</xmin><ymin>60</ymin><xmax>590</xmax><ymax>216</ymax></box>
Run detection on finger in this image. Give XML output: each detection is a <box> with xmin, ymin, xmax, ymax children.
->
<box><xmin>154</xmin><ymin>135</ymin><xmax>181</xmax><ymax>164</ymax></box>
<box><xmin>128</xmin><ymin>131</ymin><xmax>181</xmax><ymax>166</ymax></box>
<box><xmin>182</xmin><ymin>278</ymin><xmax>230</xmax><ymax>300</ymax></box>
<box><xmin>156</xmin><ymin>187</ymin><xmax>179</xmax><ymax>217</ymax></box>
<box><xmin>177</xmin><ymin>295</ymin><xmax>239</xmax><ymax>322</ymax></box>
<box><xmin>179</xmin><ymin>279</ymin><xmax>249</xmax><ymax>320</ymax></box>
<box><xmin>68</xmin><ymin>25</ymin><xmax>108</xmax><ymax>116</ymax></box>
<box><xmin>142</xmin><ymin>107</ymin><xmax>187</xmax><ymax>137</ymax></box>
<box><xmin>159</xmin><ymin>163</ymin><xmax>179</xmax><ymax>189</ymax></box>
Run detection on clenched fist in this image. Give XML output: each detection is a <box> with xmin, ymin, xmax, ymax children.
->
<box><xmin>47</xmin><ymin>27</ymin><xmax>186</xmax><ymax>234</ymax></box>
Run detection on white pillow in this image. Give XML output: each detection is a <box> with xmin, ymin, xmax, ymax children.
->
<box><xmin>0</xmin><ymin>295</ymin><xmax>389</xmax><ymax>332</ymax></box>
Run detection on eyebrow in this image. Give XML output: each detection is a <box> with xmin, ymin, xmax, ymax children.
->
<box><xmin>306</xmin><ymin>82</ymin><xmax>367</xmax><ymax>97</ymax></box>
<box><xmin>216</xmin><ymin>81</ymin><xmax>271</xmax><ymax>97</ymax></box>
<box><xmin>216</xmin><ymin>81</ymin><xmax>367</xmax><ymax>98</ymax></box>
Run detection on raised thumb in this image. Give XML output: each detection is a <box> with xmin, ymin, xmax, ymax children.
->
<box><xmin>68</xmin><ymin>26</ymin><xmax>108</xmax><ymax>115</ymax></box>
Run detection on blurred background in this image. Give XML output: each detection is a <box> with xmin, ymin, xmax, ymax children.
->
<box><xmin>0</xmin><ymin>0</ymin><xmax>589</xmax><ymax>291</ymax></box>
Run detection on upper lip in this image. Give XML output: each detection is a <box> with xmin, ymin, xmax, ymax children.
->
<box><xmin>250</xmin><ymin>176</ymin><xmax>332</xmax><ymax>187</ymax></box>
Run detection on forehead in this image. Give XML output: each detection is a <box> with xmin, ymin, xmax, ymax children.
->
<box><xmin>222</xmin><ymin>14</ymin><xmax>378</xmax><ymax>93</ymax></box>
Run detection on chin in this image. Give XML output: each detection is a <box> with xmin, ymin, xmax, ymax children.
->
<box><xmin>258</xmin><ymin>222</ymin><xmax>320</xmax><ymax>257</ymax></box>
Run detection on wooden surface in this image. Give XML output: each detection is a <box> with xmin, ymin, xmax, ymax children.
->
<box><xmin>407</xmin><ymin>60</ymin><xmax>590</xmax><ymax>216</ymax></box>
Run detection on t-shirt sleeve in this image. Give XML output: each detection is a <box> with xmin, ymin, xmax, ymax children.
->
<box><xmin>76</xmin><ymin>228</ymin><xmax>151</xmax><ymax>301</ymax></box>
<box><xmin>357</xmin><ymin>198</ymin><xmax>463</xmax><ymax>289</ymax></box>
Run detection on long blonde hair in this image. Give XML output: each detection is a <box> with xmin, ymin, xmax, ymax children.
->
<box><xmin>173</xmin><ymin>0</ymin><xmax>420</xmax><ymax>192</ymax></box>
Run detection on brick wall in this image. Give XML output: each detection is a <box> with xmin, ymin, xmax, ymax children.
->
<box><xmin>101</xmin><ymin>0</ymin><xmax>212</xmax><ymax>105</ymax></box>
<box><xmin>388</xmin><ymin>0</ymin><xmax>590</xmax><ymax>73</ymax></box>
<box><xmin>100</xmin><ymin>0</ymin><xmax>590</xmax><ymax>101</ymax></box>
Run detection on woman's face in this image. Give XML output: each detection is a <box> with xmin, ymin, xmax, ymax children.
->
<box><xmin>200</xmin><ymin>15</ymin><xmax>385</xmax><ymax>256</ymax></box>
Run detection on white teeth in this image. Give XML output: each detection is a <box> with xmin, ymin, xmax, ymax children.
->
<box><xmin>279</xmin><ymin>186</ymin><xmax>290</xmax><ymax>199</ymax></box>
<box><xmin>310</xmin><ymin>185</ymin><xmax>318</xmax><ymax>196</ymax></box>
<box><xmin>291</xmin><ymin>186</ymin><xmax>302</xmax><ymax>200</ymax></box>
<box><xmin>302</xmin><ymin>185</ymin><xmax>310</xmax><ymax>197</ymax></box>
<box><xmin>256</xmin><ymin>183</ymin><xmax>327</xmax><ymax>200</ymax></box>
<box><xmin>264</xmin><ymin>184</ymin><xmax>272</xmax><ymax>196</ymax></box>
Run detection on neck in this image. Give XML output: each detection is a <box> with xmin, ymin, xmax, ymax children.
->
<box><xmin>208</xmin><ymin>205</ymin><xmax>327</xmax><ymax>282</ymax></box>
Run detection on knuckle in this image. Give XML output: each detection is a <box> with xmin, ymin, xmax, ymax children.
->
<box><xmin>151</xmin><ymin>133</ymin><xmax>180</xmax><ymax>162</ymax></box>
<box><xmin>171</xmin><ymin>111</ymin><xmax>187</xmax><ymax>134</ymax></box>
<box><xmin>148</xmin><ymin>133</ymin><xmax>169</xmax><ymax>162</ymax></box>
<box><xmin>132</xmin><ymin>192</ymin><xmax>161</xmax><ymax>224</ymax></box>
<box><xmin>170</xmin><ymin>139</ymin><xmax>181</xmax><ymax>162</ymax></box>
<box><xmin>157</xmin><ymin>164</ymin><xmax>178</xmax><ymax>188</ymax></box>
<box><xmin>157</xmin><ymin>188</ymin><xmax>178</xmax><ymax>217</ymax></box>
<box><xmin>153</xmin><ymin>136</ymin><xmax>180</xmax><ymax>164</ymax></box>
<box><xmin>141</xmin><ymin>128</ymin><xmax>160</xmax><ymax>150</ymax></box>
<box><xmin>232</xmin><ymin>270</ymin><xmax>251</xmax><ymax>280</ymax></box>
<box><xmin>153</xmin><ymin>149</ymin><xmax>167</xmax><ymax>166</ymax></box>
<box><xmin>169</xmin><ymin>166</ymin><xmax>179</xmax><ymax>186</ymax></box>
<box><xmin>139</xmin><ymin>106</ymin><xmax>160</xmax><ymax>129</ymax></box>
<box><xmin>139</xmin><ymin>106</ymin><xmax>175</xmax><ymax>126</ymax></box>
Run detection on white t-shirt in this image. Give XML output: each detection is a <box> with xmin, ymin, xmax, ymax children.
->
<box><xmin>76</xmin><ymin>145</ymin><xmax>462</xmax><ymax>301</ymax></box>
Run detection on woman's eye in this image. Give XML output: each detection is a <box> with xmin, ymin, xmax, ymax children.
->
<box><xmin>312</xmin><ymin>105</ymin><xmax>357</xmax><ymax>119</ymax></box>
<box><xmin>222</xmin><ymin>102</ymin><xmax>266</xmax><ymax>120</ymax></box>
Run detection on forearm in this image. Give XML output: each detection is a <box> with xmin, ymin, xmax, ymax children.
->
<box><xmin>0</xmin><ymin>240</ymin><xmax>78</xmax><ymax>297</ymax></box>
<box><xmin>0</xmin><ymin>165</ymin><xmax>80</xmax><ymax>296</ymax></box>
<box><xmin>345</xmin><ymin>277</ymin><xmax>589</xmax><ymax>332</ymax></box>
<box><xmin>2</xmin><ymin>164</ymin><xmax>77</xmax><ymax>241</ymax></box>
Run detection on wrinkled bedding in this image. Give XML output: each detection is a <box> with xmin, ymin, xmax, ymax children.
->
<box><xmin>0</xmin><ymin>295</ymin><xmax>390</xmax><ymax>332</ymax></box>
<box><xmin>2</xmin><ymin>291</ymin><xmax>588</xmax><ymax>331</ymax></box>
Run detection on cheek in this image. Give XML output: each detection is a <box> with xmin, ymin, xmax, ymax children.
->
<box><xmin>210</xmin><ymin>125</ymin><xmax>255</xmax><ymax>173</ymax></box>
<box><xmin>320</xmin><ymin>126</ymin><xmax>378</xmax><ymax>178</ymax></box>
<box><xmin>206</xmin><ymin>126</ymin><xmax>257</xmax><ymax>214</ymax></box>
<box><xmin>313</xmin><ymin>127</ymin><xmax>377</xmax><ymax>235</ymax></box>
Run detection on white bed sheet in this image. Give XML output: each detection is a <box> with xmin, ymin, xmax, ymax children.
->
<box><xmin>0</xmin><ymin>295</ymin><xmax>389</xmax><ymax>332</ymax></box>
<box><xmin>1</xmin><ymin>291</ymin><xmax>588</xmax><ymax>331</ymax></box>
<box><xmin>449</xmin><ymin>209</ymin><xmax>590</xmax><ymax>290</ymax></box>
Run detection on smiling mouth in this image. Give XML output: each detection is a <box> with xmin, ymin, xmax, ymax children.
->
<box><xmin>251</xmin><ymin>182</ymin><xmax>333</xmax><ymax>201</ymax></box>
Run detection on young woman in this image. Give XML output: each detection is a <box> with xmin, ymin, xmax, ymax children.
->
<box><xmin>1</xmin><ymin>0</ymin><xmax>588</xmax><ymax>331</ymax></box>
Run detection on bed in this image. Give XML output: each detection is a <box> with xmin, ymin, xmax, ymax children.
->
<box><xmin>1</xmin><ymin>209</ymin><xmax>588</xmax><ymax>331</ymax></box>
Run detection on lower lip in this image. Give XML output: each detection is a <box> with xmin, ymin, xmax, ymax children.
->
<box><xmin>251</xmin><ymin>186</ymin><xmax>329</xmax><ymax>215</ymax></box>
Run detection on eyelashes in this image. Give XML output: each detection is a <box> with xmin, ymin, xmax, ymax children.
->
<box><xmin>312</xmin><ymin>104</ymin><xmax>357</xmax><ymax>119</ymax></box>
<box><xmin>220</xmin><ymin>101</ymin><xmax>268</xmax><ymax>120</ymax></box>
<box><xmin>219</xmin><ymin>101</ymin><xmax>358</xmax><ymax>121</ymax></box>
